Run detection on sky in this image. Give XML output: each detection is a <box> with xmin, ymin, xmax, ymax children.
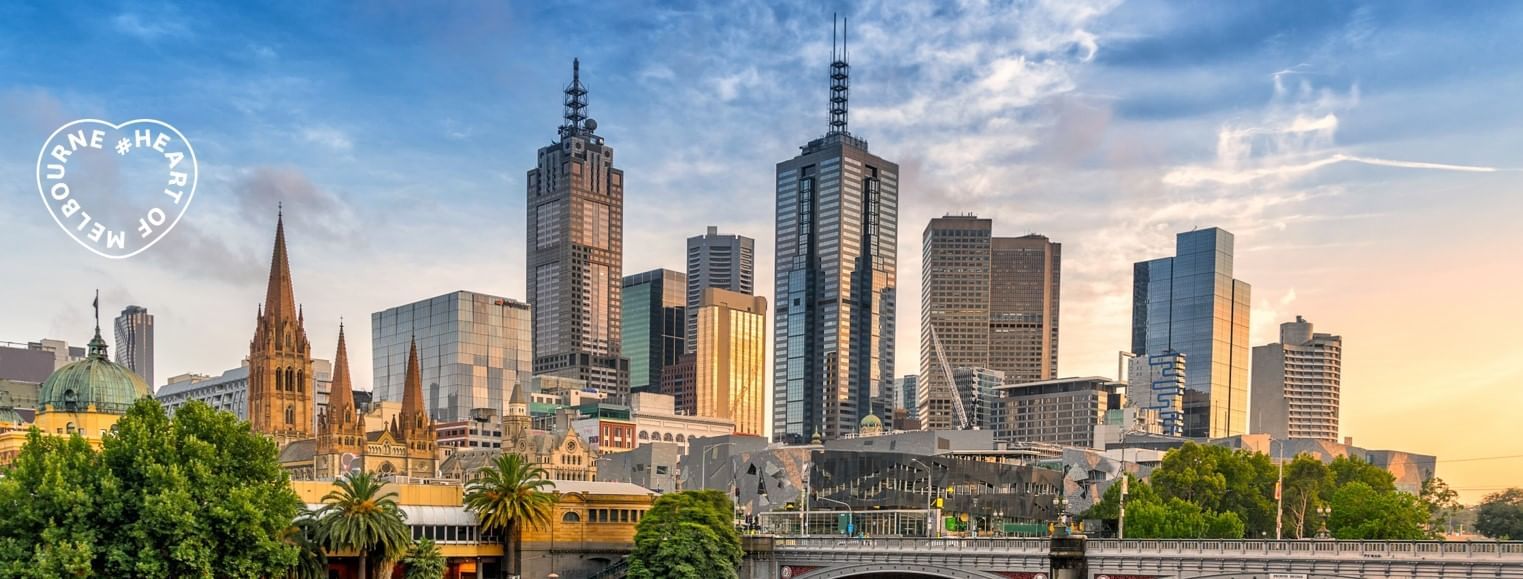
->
<box><xmin>1</xmin><ymin>0</ymin><xmax>1520</xmax><ymax>502</ymax></box>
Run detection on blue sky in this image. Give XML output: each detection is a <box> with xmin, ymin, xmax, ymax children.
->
<box><xmin>3</xmin><ymin>0</ymin><xmax>1521</xmax><ymax>499</ymax></box>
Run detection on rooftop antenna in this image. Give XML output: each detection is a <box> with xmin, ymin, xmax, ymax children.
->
<box><xmin>829</xmin><ymin>13</ymin><xmax>851</xmax><ymax>135</ymax></box>
<box><xmin>562</xmin><ymin>58</ymin><xmax>588</xmax><ymax>137</ymax></box>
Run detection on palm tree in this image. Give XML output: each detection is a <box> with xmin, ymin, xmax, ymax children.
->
<box><xmin>463</xmin><ymin>453</ymin><xmax>557</xmax><ymax>579</ymax></box>
<box><xmin>401</xmin><ymin>538</ymin><xmax>446</xmax><ymax>579</ymax></box>
<box><xmin>317</xmin><ymin>471</ymin><xmax>414</xmax><ymax>579</ymax></box>
<box><xmin>283</xmin><ymin>507</ymin><xmax>329</xmax><ymax>579</ymax></box>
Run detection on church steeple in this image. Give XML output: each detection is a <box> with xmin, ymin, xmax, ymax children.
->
<box><xmin>248</xmin><ymin>207</ymin><xmax>314</xmax><ymax>445</ymax></box>
<box><xmin>264</xmin><ymin>206</ymin><xmax>298</xmax><ymax>322</ymax></box>
<box><xmin>329</xmin><ymin>322</ymin><xmax>355</xmax><ymax>418</ymax></box>
<box><xmin>398</xmin><ymin>336</ymin><xmax>429</xmax><ymax>439</ymax></box>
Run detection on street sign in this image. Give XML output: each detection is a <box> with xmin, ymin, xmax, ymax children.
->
<box><xmin>1269</xmin><ymin>574</ymin><xmax>1308</xmax><ymax>579</ymax></box>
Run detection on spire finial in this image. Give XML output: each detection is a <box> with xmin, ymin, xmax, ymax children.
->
<box><xmin>829</xmin><ymin>14</ymin><xmax>851</xmax><ymax>135</ymax></box>
<box><xmin>88</xmin><ymin>290</ymin><xmax>108</xmax><ymax>360</ymax></box>
<box><xmin>93</xmin><ymin>289</ymin><xmax>100</xmax><ymax>333</ymax></box>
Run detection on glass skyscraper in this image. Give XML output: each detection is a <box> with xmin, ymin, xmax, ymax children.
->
<box><xmin>372</xmin><ymin>290</ymin><xmax>532</xmax><ymax>422</ymax></box>
<box><xmin>686</xmin><ymin>226</ymin><xmax>755</xmax><ymax>352</ymax></box>
<box><xmin>622</xmin><ymin>269</ymin><xmax>686</xmax><ymax>393</ymax></box>
<box><xmin>1131</xmin><ymin>228</ymin><xmax>1251</xmax><ymax>438</ymax></box>
<box><xmin>113</xmin><ymin>305</ymin><xmax>153</xmax><ymax>386</ymax></box>
<box><xmin>694</xmin><ymin>287</ymin><xmax>767</xmax><ymax>437</ymax></box>
<box><xmin>773</xmin><ymin>23</ymin><xmax>899</xmax><ymax>442</ymax></box>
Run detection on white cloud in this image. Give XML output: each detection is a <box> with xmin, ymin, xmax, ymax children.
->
<box><xmin>301</xmin><ymin>126</ymin><xmax>353</xmax><ymax>152</ymax></box>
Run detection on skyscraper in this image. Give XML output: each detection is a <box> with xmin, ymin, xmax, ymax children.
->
<box><xmin>1131</xmin><ymin>227</ymin><xmax>1251</xmax><ymax>438</ymax></box>
<box><xmin>1251</xmin><ymin>316</ymin><xmax>1342</xmax><ymax>441</ymax></box>
<box><xmin>686</xmin><ymin>226</ymin><xmax>755</xmax><ymax>352</ymax></box>
<box><xmin>113</xmin><ymin>305</ymin><xmax>153</xmax><ymax>386</ymax></box>
<box><xmin>919</xmin><ymin>216</ymin><xmax>1061</xmax><ymax>429</ymax></box>
<box><xmin>372</xmin><ymin>291</ymin><xmax>532</xmax><ymax>422</ymax></box>
<box><xmin>622</xmin><ymin>269</ymin><xmax>686</xmax><ymax>393</ymax></box>
<box><xmin>526</xmin><ymin>59</ymin><xmax>629</xmax><ymax>399</ymax></box>
<box><xmin>247</xmin><ymin>210</ymin><xmax>314</xmax><ymax>446</ymax></box>
<box><xmin>693</xmin><ymin>287</ymin><xmax>767</xmax><ymax>437</ymax></box>
<box><xmin>773</xmin><ymin>20</ymin><xmax>899</xmax><ymax>442</ymax></box>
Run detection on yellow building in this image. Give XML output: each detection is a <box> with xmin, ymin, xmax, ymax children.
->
<box><xmin>292</xmin><ymin>478</ymin><xmax>657</xmax><ymax>578</ymax></box>
<box><xmin>694</xmin><ymin>287</ymin><xmax>768</xmax><ymax>436</ymax></box>
<box><xmin>0</xmin><ymin>306</ymin><xmax>151</xmax><ymax>466</ymax></box>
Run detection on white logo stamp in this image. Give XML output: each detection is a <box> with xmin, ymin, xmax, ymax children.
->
<box><xmin>35</xmin><ymin>119</ymin><xmax>198</xmax><ymax>259</ymax></box>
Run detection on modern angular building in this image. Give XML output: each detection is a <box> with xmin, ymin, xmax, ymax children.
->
<box><xmin>693</xmin><ymin>287</ymin><xmax>767</xmax><ymax>436</ymax></box>
<box><xmin>372</xmin><ymin>290</ymin><xmax>532</xmax><ymax>423</ymax></box>
<box><xmin>773</xmin><ymin>23</ymin><xmax>899</xmax><ymax>443</ymax></box>
<box><xmin>1251</xmin><ymin>316</ymin><xmax>1342</xmax><ymax>442</ymax></box>
<box><xmin>1131</xmin><ymin>227</ymin><xmax>1251</xmax><ymax>438</ymax></box>
<box><xmin>621</xmin><ymin>269</ymin><xmax>686</xmax><ymax>394</ymax></box>
<box><xmin>919</xmin><ymin>216</ymin><xmax>1061</xmax><ymax>430</ymax></box>
<box><xmin>686</xmin><ymin>226</ymin><xmax>755</xmax><ymax>352</ymax></box>
<box><xmin>113</xmin><ymin>305</ymin><xmax>153</xmax><ymax>386</ymax></box>
<box><xmin>526</xmin><ymin>59</ymin><xmax>629</xmax><ymax>399</ymax></box>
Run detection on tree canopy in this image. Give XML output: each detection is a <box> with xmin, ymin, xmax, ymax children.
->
<box><xmin>627</xmin><ymin>490</ymin><xmax>742</xmax><ymax>579</ymax></box>
<box><xmin>0</xmin><ymin>399</ymin><xmax>302</xmax><ymax>578</ymax></box>
<box><xmin>1475</xmin><ymin>488</ymin><xmax>1523</xmax><ymax>540</ymax></box>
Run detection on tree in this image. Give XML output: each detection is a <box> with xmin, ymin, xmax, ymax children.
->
<box><xmin>1327</xmin><ymin>481</ymin><xmax>1429</xmax><ymax>540</ymax></box>
<box><xmin>1420</xmin><ymin>477</ymin><xmax>1462</xmax><ymax>536</ymax></box>
<box><xmin>1151</xmin><ymin>443</ymin><xmax>1276</xmax><ymax>537</ymax></box>
<box><xmin>0</xmin><ymin>399</ymin><xmax>303</xmax><ymax>578</ymax></box>
<box><xmin>462</xmin><ymin>453</ymin><xmax>557</xmax><ymax>579</ymax></box>
<box><xmin>284</xmin><ymin>509</ymin><xmax>329</xmax><ymax>579</ymax></box>
<box><xmin>1328</xmin><ymin>455</ymin><xmax>1396</xmax><ymax>494</ymax></box>
<box><xmin>317</xmin><ymin>471</ymin><xmax>413</xmax><ymax>579</ymax></box>
<box><xmin>627</xmin><ymin>490</ymin><xmax>742</xmax><ymax>579</ymax></box>
<box><xmin>1281</xmin><ymin>454</ymin><xmax>1332</xmax><ymax>539</ymax></box>
<box><xmin>401</xmin><ymin>539</ymin><xmax>446</xmax><ymax>579</ymax></box>
<box><xmin>1475</xmin><ymin>488</ymin><xmax>1523</xmax><ymax>540</ymax></box>
<box><xmin>1085</xmin><ymin>475</ymin><xmax>1243</xmax><ymax>539</ymax></box>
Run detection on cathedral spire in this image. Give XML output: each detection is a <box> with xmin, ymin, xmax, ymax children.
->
<box><xmin>329</xmin><ymin>321</ymin><xmax>355</xmax><ymax>418</ymax></box>
<box><xmin>263</xmin><ymin>209</ymin><xmax>298</xmax><ymax>321</ymax></box>
<box><xmin>399</xmin><ymin>336</ymin><xmax>427</xmax><ymax>438</ymax></box>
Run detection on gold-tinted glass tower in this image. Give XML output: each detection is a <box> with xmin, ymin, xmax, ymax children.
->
<box><xmin>694</xmin><ymin>288</ymin><xmax>768</xmax><ymax>436</ymax></box>
<box><xmin>248</xmin><ymin>210</ymin><xmax>314</xmax><ymax>445</ymax></box>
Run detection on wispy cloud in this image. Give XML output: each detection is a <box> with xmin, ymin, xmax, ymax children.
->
<box><xmin>1164</xmin><ymin>152</ymin><xmax>1499</xmax><ymax>186</ymax></box>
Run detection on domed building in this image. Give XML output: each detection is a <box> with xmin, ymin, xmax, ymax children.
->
<box><xmin>859</xmin><ymin>413</ymin><xmax>885</xmax><ymax>437</ymax></box>
<box><xmin>0</xmin><ymin>301</ymin><xmax>151</xmax><ymax>465</ymax></box>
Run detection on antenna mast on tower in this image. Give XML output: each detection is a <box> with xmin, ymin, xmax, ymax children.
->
<box><xmin>828</xmin><ymin>13</ymin><xmax>851</xmax><ymax>135</ymax></box>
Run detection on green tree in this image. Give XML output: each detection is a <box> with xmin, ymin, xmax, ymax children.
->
<box><xmin>1085</xmin><ymin>475</ymin><xmax>1243</xmax><ymax>539</ymax></box>
<box><xmin>0</xmin><ymin>399</ymin><xmax>303</xmax><ymax>578</ymax></box>
<box><xmin>317</xmin><ymin>471</ymin><xmax>413</xmax><ymax>579</ymax></box>
<box><xmin>1475</xmin><ymin>488</ymin><xmax>1523</xmax><ymax>540</ymax></box>
<box><xmin>462</xmin><ymin>453</ymin><xmax>557</xmax><ymax>579</ymax></box>
<box><xmin>627</xmin><ymin>490</ymin><xmax>742</xmax><ymax>579</ymax></box>
<box><xmin>1420</xmin><ymin>477</ymin><xmax>1462</xmax><ymax>536</ymax></box>
<box><xmin>401</xmin><ymin>539</ymin><xmax>446</xmax><ymax>579</ymax></box>
<box><xmin>1328</xmin><ymin>455</ymin><xmax>1396</xmax><ymax>494</ymax></box>
<box><xmin>1281</xmin><ymin>454</ymin><xmax>1332</xmax><ymax>539</ymax></box>
<box><xmin>1151</xmin><ymin>443</ymin><xmax>1276</xmax><ymax>537</ymax></box>
<box><xmin>1327</xmin><ymin>481</ymin><xmax>1429</xmax><ymax>540</ymax></box>
<box><xmin>284</xmin><ymin>509</ymin><xmax>328</xmax><ymax>579</ymax></box>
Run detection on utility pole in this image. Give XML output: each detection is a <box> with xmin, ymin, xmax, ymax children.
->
<box><xmin>1275</xmin><ymin>440</ymin><xmax>1284</xmax><ymax>540</ymax></box>
<box><xmin>1118</xmin><ymin>474</ymin><xmax>1128</xmax><ymax>540</ymax></box>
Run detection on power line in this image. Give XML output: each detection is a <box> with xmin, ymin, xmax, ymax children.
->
<box><xmin>1435</xmin><ymin>453</ymin><xmax>1523</xmax><ymax>464</ymax></box>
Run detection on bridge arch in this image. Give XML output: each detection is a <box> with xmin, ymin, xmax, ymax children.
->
<box><xmin>1185</xmin><ymin>574</ymin><xmax>1366</xmax><ymax>579</ymax></box>
<box><xmin>796</xmin><ymin>563</ymin><xmax>1010</xmax><ymax>579</ymax></box>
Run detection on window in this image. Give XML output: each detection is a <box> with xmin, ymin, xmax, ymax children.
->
<box><xmin>563</xmin><ymin>512</ymin><xmax>581</xmax><ymax>523</ymax></box>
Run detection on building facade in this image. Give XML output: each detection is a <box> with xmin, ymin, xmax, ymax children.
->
<box><xmin>113</xmin><ymin>305</ymin><xmax>154</xmax><ymax>387</ymax></box>
<box><xmin>1131</xmin><ymin>228</ymin><xmax>1251</xmax><ymax>438</ymax></box>
<box><xmin>157</xmin><ymin>367</ymin><xmax>249</xmax><ymax>419</ymax></box>
<box><xmin>621</xmin><ymin>269</ymin><xmax>686</xmax><ymax>394</ymax></box>
<box><xmin>951</xmin><ymin>366</ymin><xmax>1003</xmax><ymax>432</ymax></box>
<box><xmin>629</xmin><ymin>392</ymin><xmax>733</xmax><ymax>455</ymax></box>
<box><xmin>693</xmin><ymin>287</ymin><xmax>767</xmax><ymax>436</ymax></box>
<box><xmin>526</xmin><ymin>59</ymin><xmax>629</xmax><ymax>399</ymax></box>
<box><xmin>248</xmin><ymin>211</ymin><xmax>315</xmax><ymax>446</ymax></box>
<box><xmin>1126</xmin><ymin>350</ymin><xmax>1186</xmax><ymax>437</ymax></box>
<box><xmin>919</xmin><ymin>216</ymin><xmax>1062</xmax><ymax>431</ymax></box>
<box><xmin>773</xmin><ymin>27</ymin><xmax>898</xmax><ymax>443</ymax></box>
<box><xmin>1251</xmin><ymin>315</ymin><xmax>1342</xmax><ymax>441</ymax></box>
<box><xmin>685</xmin><ymin>226</ymin><xmax>755</xmax><ymax>352</ymax></box>
<box><xmin>994</xmin><ymin>376</ymin><xmax>1120</xmax><ymax>448</ymax></box>
<box><xmin>372</xmin><ymin>290</ymin><xmax>532</xmax><ymax>422</ymax></box>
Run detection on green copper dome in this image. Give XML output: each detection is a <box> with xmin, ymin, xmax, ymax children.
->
<box><xmin>38</xmin><ymin>327</ymin><xmax>149</xmax><ymax>415</ymax></box>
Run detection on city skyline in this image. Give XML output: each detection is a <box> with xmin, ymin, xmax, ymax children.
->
<box><xmin>2</xmin><ymin>2</ymin><xmax>1521</xmax><ymax>499</ymax></box>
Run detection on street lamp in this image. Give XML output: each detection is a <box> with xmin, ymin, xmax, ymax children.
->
<box><xmin>907</xmin><ymin>458</ymin><xmax>939</xmax><ymax>539</ymax></box>
<box><xmin>813</xmin><ymin>494</ymin><xmax>855</xmax><ymax>536</ymax></box>
<box><xmin>699</xmin><ymin>442</ymin><xmax>736</xmax><ymax>490</ymax></box>
<box><xmin>1315</xmin><ymin>505</ymin><xmax>1333</xmax><ymax>539</ymax></box>
<box><xmin>1052</xmin><ymin>495</ymin><xmax>1070</xmax><ymax>537</ymax></box>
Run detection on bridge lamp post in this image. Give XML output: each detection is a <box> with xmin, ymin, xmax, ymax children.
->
<box><xmin>1316</xmin><ymin>505</ymin><xmax>1333</xmax><ymax>539</ymax></box>
<box><xmin>1052</xmin><ymin>495</ymin><xmax>1070</xmax><ymax>537</ymax></box>
<box><xmin>814</xmin><ymin>494</ymin><xmax>855</xmax><ymax>536</ymax></box>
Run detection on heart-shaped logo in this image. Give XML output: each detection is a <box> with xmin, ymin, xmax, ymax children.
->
<box><xmin>35</xmin><ymin>118</ymin><xmax>198</xmax><ymax>259</ymax></box>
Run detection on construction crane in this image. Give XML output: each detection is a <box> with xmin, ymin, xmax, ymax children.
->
<box><xmin>929</xmin><ymin>323</ymin><xmax>972</xmax><ymax>430</ymax></box>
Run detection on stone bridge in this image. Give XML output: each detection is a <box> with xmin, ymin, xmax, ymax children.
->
<box><xmin>738</xmin><ymin>536</ymin><xmax>1523</xmax><ymax>579</ymax></box>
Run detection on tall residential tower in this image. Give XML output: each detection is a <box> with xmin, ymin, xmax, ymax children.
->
<box><xmin>526</xmin><ymin>59</ymin><xmax>629</xmax><ymax>399</ymax></box>
<box><xmin>1131</xmin><ymin>228</ymin><xmax>1251</xmax><ymax>438</ymax></box>
<box><xmin>113</xmin><ymin>305</ymin><xmax>154</xmax><ymax>386</ymax></box>
<box><xmin>1251</xmin><ymin>316</ymin><xmax>1342</xmax><ymax>441</ymax></box>
<box><xmin>773</xmin><ymin>19</ymin><xmax>899</xmax><ymax>442</ymax></box>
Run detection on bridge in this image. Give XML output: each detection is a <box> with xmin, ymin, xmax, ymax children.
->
<box><xmin>738</xmin><ymin>536</ymin><xmax>1523</xmax><ymax>579</ymax></box>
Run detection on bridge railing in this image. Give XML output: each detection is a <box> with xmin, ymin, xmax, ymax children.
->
<box><xmin>769</xmin><ymin>536</ymin><xmax>1523</xmax><ymax>561</ymax></box>
<box><xmin>773</xmin><ymin>536</ymin><xmax>1049</xmax><ymax>554</ymax></box>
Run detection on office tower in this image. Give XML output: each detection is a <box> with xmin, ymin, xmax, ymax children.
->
<box><xmin>994</xmin><ymin>377</ymin><xmax>1120</xmax><ymax>448</ymax></box>
<box><xmin>247</xmin><ymin>210</ymin><xmax>314</xmax><ymax>445</ymax></box>
<box><xmin>622</xmin><ymin>269</ymin><xmax>687</xmax><ymax>393</ymax></box>
<box><xmin>920</xmin><ymin>216</ymin><xmax>992</xmax><ymax>430</ymax></box>
<box><xmin>773</xmin><ymin>20</ymin><xmax>899</xmax><ymax>442</ymax></box>
<box><xmin>526</xmin><ymin>59</ymin><xmax>629</xmax><ymax>399</ymax></box>
<box><xmin>372</xmin><ymin>291</ymin><xmax>532</xmax><ymax>422</ymax></box>
<box><xmin>919</xmin><ymin>216</ymin><xmax>1062</xmax><ymax>430</ymax></box>
<box><xmin>1251</xmin><ymin>316</ymin><xmax>1342</xmax><ymax>441</ymax></box>
<box><xmin>1131</xmin><ymin>227</ymin><xmax>1251</xmax><ymax>438</ymax></box>
<box><xmin>686</xmin><ymin>226</ymin><xmax>756</xmax><ymax>352</ymax></box>
<box><xmin>951</xmin><ymin>367</ymin><xmax>1003</xmax><ymax>432</ymax></box>
<box><xmin>113</xmin><ymin>305</ymin><xmax>154</xmax><ymax>386</ymax></box>
<box><xmin>990</xmin><ymin>234</ymin><xmax>1060</xmax><ymax>383</ymax></box>
<box><xmin>693</xmin><ymin>288</ymin><xmax>767</xmax><ymax>437</ymax></box>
